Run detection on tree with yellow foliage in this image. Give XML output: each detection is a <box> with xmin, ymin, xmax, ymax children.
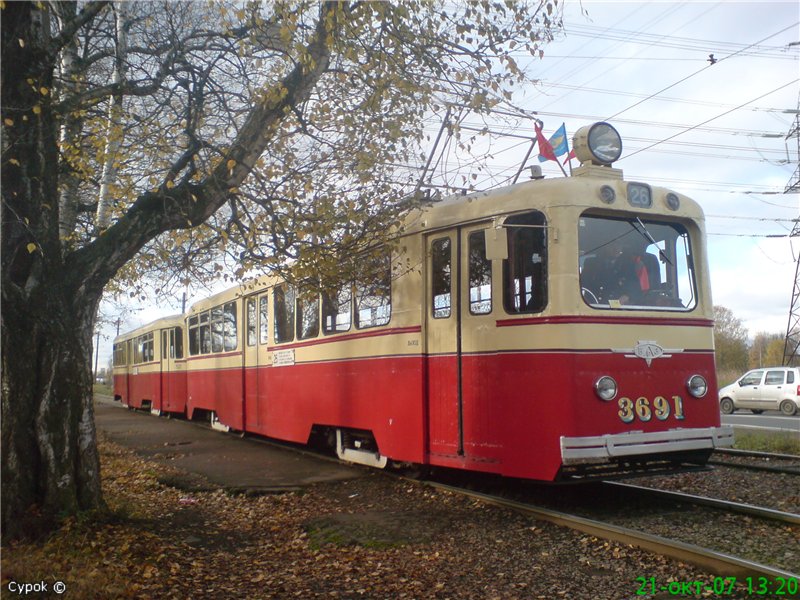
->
<box><xmin>2</xmin><ymin>0</ymin><xmax>562</xmax><ymax>539</ymax></box>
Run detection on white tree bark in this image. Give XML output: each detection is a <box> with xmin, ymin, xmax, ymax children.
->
<box><xmin>96</xmin><ymin>1</ymin><xmax>128</xmax><ymax>232</ymax></box>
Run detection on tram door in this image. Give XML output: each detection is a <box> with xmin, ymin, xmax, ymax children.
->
<box><xmin>426</xmin><ymin>225</ymin><xmax>494</xmax><ymax>460</ymax></box>
<box><xmin>159</xmin><ymin>327</ymin><xmax>182</xmax><ymax>413</ymax></box>
<box><xmin>242</xmin><ymin>292</ymin><xmax>269</xmax><ymax>433</ymax></box>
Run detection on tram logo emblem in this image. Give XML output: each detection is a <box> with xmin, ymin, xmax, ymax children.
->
<box><xmin>612</xmin><ymin>341</ymin><xmax>683</xmax><ymax>367</ymax></box>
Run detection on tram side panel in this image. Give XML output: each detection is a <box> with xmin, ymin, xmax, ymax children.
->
<box><xmin>186</xmin><ymin>353</ymin><xmax>244</xmax><ymax>429</ymax></box>
<box><xmin>259</xmin><ymin>338</ymin><xmax>425</xmax><ymax>463</ymax></box>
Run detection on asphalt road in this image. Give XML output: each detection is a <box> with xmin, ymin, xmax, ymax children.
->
<box><xmin>721</xmin><ymin>411</ymin><xmax>800</xmax><ymax>434</ymax></box>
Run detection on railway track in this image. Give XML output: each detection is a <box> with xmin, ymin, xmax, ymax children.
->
<box><xmin>710</xmin><ymin>448</ymin><xmax>800</xmax><ymax>476</ymax></box>
<box><xmin>602</xmin><ymin>480</ymin><xmax>800</xmax><ymax>525</ymax></box>
<box><xmin>425</xmin><ymin>480</ymin><xmax>799</xmax><ymax>582</ymax></box>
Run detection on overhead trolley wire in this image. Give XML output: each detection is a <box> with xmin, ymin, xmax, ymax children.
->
<box><xmin>605</xmin><ymin>22</ymin><xmax>799</xmax><ymax>122</ymax></box>
<box><xmin>622</xmin><ymin>79</ymin><xmax>800</xmax><ymax>160</ymax></box>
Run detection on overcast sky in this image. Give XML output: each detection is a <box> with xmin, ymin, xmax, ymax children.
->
<box><xmin>98</xmin><ymin>1</ymin><xmax>800</xmax><ymax>369</ymax></box>
<box><xmin>531</xmin><ymin>0</ymin><xmax>800</xmax><ymax>338</ymax></box>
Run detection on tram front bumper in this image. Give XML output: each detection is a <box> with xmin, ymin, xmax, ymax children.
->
<box><xmin>560</xmin><ymin>426</ymin><xmax>734</xmax><ymax>463</ymax></box>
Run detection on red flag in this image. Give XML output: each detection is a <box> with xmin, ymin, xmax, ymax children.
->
<box><xmin>535</xmin><ymin>121</ymin><xmax>557</xmax><ymax>162</ymax></box>
<box><xmin>563</xmin><ymin>149</ymin><xmax>576</xmax><ymax>165</ymax></box>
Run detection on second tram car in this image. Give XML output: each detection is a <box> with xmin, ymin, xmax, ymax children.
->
<box><xmin>113</xmin><ymin>123</ymin><xmax>733</xmax><ymax>481</ymax></box>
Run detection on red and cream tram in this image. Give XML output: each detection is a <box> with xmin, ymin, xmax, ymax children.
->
<box><xmin>113</xmin><ymin>122</ymin><xmax>733</xmax><ymax>481</ymax></box>
<box><xmin>112</xmin><ymin>314</ymin><xmax>186</xmax><ymax>416</ymax></box>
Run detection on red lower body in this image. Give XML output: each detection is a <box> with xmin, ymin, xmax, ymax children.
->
<box><xmin>115</xmin><ymin>350</ymin><xmax>721</xmax><ymax>481</ymax></box>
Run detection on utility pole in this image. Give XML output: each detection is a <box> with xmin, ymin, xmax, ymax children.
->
<box><xmin>782</xmin><ymin>101</ymin><xmax>800</xmax><ymax>365</ymax></box>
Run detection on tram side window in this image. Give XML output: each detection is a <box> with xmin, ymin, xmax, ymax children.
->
<box><xmin>355</xmin><ymin>254</ymin><xmax>391</xmax><ymax>329</ymax></box>
<box><xmin>297</xmin><ymin>289</ymin><xmax>320</xmax><ymax>340</ymax></box>
<box><xmin>210</xmin><ymin>306</ymin><xmax>224</xmax><ymax>353</ymax></box>
<box><xmin>113</xmin><ymin>343</ymin><xmax>127</xmax><ymax>366</ymax></box>
<box><xmin>468</xmin><ymin>231</ymin><xmax>492</xmax><ymax>315</ymax></box>
<box><xmin>259</xmin><ymin>295</ymin><xmax>269</xmax><ymax>344</ymax></box>
<box><xmin>199</xmin><ymin>311</ymin><xmax>211</xmax><ymax>354</ymax></box>
<box><xmin>188</xmin><ymin>316</ymin><xmax>200</xmax><ymax>356</ymax></box>
<box><xmin>322</xmin><ymin>287</ymin><xmax>352</xmax><ymax>334</ymax></box>
<box><xmin>247</xmin><ymin>298</ymin><xmax>257</xmax><ymax>346</ymax></box>
<box><xmin>274</xmin><ymin>285</ymin><xmax>296</xmax><ymax>343</ymax></box>
<box><xmin>223</xmin><ymin>302</ymin><xmax>237</xmax><ymax>351</ymax></box>
<box><xmin>135</xmin><ymin>332</ymin><xmax>154</xmax><ymax>363</ymax></box>
<box><xmin>503</xmin><ymin>211</ymin><xmax>547</xmax><ymax>314</ymax></box>
<box><xmin>431</xmin><ymin>238</ymin><xmax>452</xmax><ymax>318</ymax></box>
<box><xmin>173</xmin><ymin>327</ymin><xmax>184</xmax><ymax>359</ymax></box>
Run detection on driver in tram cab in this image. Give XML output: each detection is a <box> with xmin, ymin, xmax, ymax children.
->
<box><xmin>582</xmin><ymin>235</ymin><xmax>660</xmax><ymax>306</ymax></box>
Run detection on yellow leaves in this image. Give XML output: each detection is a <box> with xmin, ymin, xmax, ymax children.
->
<box><xmin>26</xmin><ymin>243</ymin><xmax>37</xmax><ymax>254</ymax></box>
<box><xmin>8</xmin><ymin>158</ymin><xmax>20</xmax><ymax>166</ymax></box>
<box><xmin>32</xmin><ymin>105</ymin><xmax>41</xmax><ymax>115</ymax></box>
<box><xmin>226</xmin><ymin>159</ymin><xmax>236</xmax><ymax>174</ymax></box>
<box><xmin>4</xmin><ymin>118</ymin><xmax>13</xmax><ymax>126</ymax></box>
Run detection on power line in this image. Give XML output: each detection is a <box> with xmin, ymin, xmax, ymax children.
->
<box><xmin>622</xmin><ymin>79</ymin><xmax>800</xmax><ymax>160</ymax></box>
<box><xmin>605</xmin><ymin>22</ymin><xmax>799</xmax><ymax>121</ymax></box>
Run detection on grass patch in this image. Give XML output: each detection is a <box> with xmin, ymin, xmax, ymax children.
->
<box><xmin>732</xmin><ymin>429</ymin><xmax>800</xmax><ymax>455</ymax></box>
<box><xmin>93</xmin><ymin>382</ymin><xmax>114</xmax><ymax>396</ymax></box>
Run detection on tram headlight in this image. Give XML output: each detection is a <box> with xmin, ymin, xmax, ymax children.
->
<box><xmin>687</xmin><ymin>374</ymin><xmax>708</xmax><ymax>398</ymax></box>
<box><xmin>573</xmin><ymin>122</ymin><xmax>623</xmax><ymax>166</ymax></box>
<box><xmin>594</xmin><ymin>376</ymin><xmax>618</xmax><ymax>401</ymax></box>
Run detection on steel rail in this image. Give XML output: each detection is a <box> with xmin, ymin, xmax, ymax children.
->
<box><xmin>714</xmin><ymin>448</ymin><xmax>800</xmax><ymax>461</ymax></box>
<box><xmin>425</xmin><ymin>481</ymin><xmax>799</xmax><ymax>580</ymax></box>
<box><xmin>603</xmin><ymin>481</ymin><xmax>800</xmax><ymax>525</ymax></box>
<box><xmin>708</xmin><ymin>459</ymin><xmax>800</xmax><ymax>476</ymax></box>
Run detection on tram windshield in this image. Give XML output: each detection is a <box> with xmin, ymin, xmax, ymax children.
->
<box><xmin>578</xmin><ymin>214</ymin><xmax>696</xmax><ymax>311</ymax></box>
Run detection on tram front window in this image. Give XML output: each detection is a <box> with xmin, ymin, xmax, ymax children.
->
<box><xmin>578</xmin><ymin>214</ymin><xmax>696</xmax><ymax>311</ymax></box>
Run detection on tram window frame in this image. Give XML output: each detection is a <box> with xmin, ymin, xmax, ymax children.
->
<box><xmin>173</xmin><ymin>326</ymin><xmax>184</xmax><ymax>359</ymax></box>
<box><xmin>355</xmin><ymin>253</ymin><xmax>392</xmax><ymax>329</ymax></box>
<box><xmin>210</xmin><ymin>305</ymin><xmax>224</xmax><ymax>353</ymax></box>
<box><xmin>188</xmin><ymin>316</ymin><xmax>200</xmax><ymax>356</ymax></box>
<box><xmin>274</xmin><ymin>284</ymin><xmax>296</xmax><ymax>344</ymax></box>
<box><xmin>222</xmin><ymin>302</ymin><xmax>237</xmax><ymax>352</ymax></box>
<box><xmin>187</xmin><ymin>303</ymin><xmax>238</xmax><ymax>356</ymax></box>
<box><xmin>503</xmin><ymin>211</ymin><xmax>547</xmax><ymax>314</ymax></box>
<box><xmin>297</xmin><ymin>289</ymin><xmax>320</xmax><ymax>340</ymax></box>
<box><xmin>431</xmin><ymin>237</ymin><xmax>452</xmax><ymax>319</ymax></box>
<box><xmin>246</xmin><ymin>298</ymin><xmax>257</xmax><ymax>347</ymax></box>
<box><xmin>468</xmin><ymin>230</ymin><xmax>492</xmax><ymax>315</ymax></box>
<box><xmin>322</xmin><ymin>286</ymin><xmax>352</xmax><ymax>334</ymax></box>
<box><xmin>578</xmin><ymin>213</ymin><xmax>697</xmax><ymax>312</ymax></box>
<box><xmin>199</xmin><ymin>311</ymin><xmax>211</xmax><ymax>354</ymax></box>
<box><xmin>135</xmin><ymin>332</ymin><xmax>154</xmax><ymax>364</ymax></box>
<box><xmin>113</xmin><ymin>342</ymin><xmax>127</xmax><ymax>366</ymax></box>
<box><xmin>259</xmin><ymin>295</ymin><xmax>269</xmax><ymax>345</ymax></box>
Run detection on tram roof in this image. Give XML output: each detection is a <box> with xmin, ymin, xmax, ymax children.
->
<box><xmin>114</xmin><ymin>313</ymin><xmax>184</xmax><ymax>343</ymax></box>
<box><xmin>187</xmin><ymin>275</ymin><xmax>280</xmax><ymax>315</ymax></box>
<box><xmin>403</xmin><ymin>170</ymin><xmax>705</xmax><ymax>235</ymax></box>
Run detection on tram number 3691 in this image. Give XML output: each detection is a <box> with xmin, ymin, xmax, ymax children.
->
<box><xmin>617</xmin><ymin>395</ymin><xmax>685</xmax><ymax>424</ymax></box>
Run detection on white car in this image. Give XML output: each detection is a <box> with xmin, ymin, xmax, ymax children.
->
<box><xmin>718</xmin><ymin>367</ymin><xmax>800</xmax><ymax>416</ymax></box>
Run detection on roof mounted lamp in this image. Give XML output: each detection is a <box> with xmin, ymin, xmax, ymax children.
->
<box><xmin>573</xmin><ymin>122</ymin><xmax>622</xmax><ymax>166</ymax></box>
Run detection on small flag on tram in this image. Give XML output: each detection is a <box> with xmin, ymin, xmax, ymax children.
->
<box><xmin>537</xmin><ymin>122</ymin><xmax>569</xmax><ymax>162</ymax></box>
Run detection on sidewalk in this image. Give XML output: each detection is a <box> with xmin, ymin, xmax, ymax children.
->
<box><xmin>94</xmin><ymin>396</ymin><xmax>361</xmax><ymax>493</ymax></box>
